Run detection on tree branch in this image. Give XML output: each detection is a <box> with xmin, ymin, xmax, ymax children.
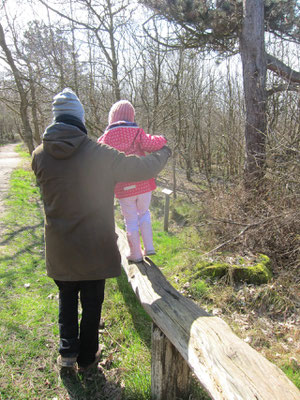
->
<box><xmin>266</xmin><ymin>83</ymin><xmax>299</xmax><ymax>96</ymax></box>
<box><xmin>202</xmin><ymin>213</ymin><xmax>294</xmax><ymax>256</ymax></box>
<box><xmin>266</xmin><ymin>53</ymin><xmax>300</xmax><ymax>85</ymax></box>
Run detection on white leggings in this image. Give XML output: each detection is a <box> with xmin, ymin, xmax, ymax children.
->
<box><xmin>119</xmin><ymin>192</ymin><xmax>154</xmax><ymax>257</ymax></box>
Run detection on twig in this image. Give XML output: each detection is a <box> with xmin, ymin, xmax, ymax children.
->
<box><xmin>202</xmin><ymin>224</ymin><xmax>254</xmax><ymax>256</ymax></box>
<box><xmin>103</xmin><ymin>328</ymin><xmax>129</xmax><ymax>352</ymax></box>
<box><xmin>202</xmin><ymin>212</ymin><xmax>297</xmax><ymax>256</ymax></box>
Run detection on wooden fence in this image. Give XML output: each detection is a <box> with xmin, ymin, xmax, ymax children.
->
<box><xmin>117</xmin><ymin>227</ymin><xmax>299</xmax><ymax>400</ymax></box>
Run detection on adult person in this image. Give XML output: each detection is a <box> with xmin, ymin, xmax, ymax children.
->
<box><xmin>31</xmin><ymin>88</ymin><xmax>171</xmax><ymax>372</ymax></box>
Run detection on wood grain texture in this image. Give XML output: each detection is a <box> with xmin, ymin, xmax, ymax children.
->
<box><xmin>117</xmin><ymin>227</ymin><xmax>300</xmax><ymax>400</ymax></box>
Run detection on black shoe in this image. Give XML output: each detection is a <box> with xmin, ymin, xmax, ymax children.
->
<box><xmin>57</xmin><ymin>355</ymin><xmax>77</xmax><ymax>369</ymax></box>
<box><xmin>78</xmin><ymin>347</ymin><xmax>103</xmax><ymax>373</ymax></box>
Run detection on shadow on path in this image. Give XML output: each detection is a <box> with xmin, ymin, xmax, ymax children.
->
<box><xmin>60</xmin><ymin>365</ymin><xmax>122</xmax><ymax>400</ymax></box>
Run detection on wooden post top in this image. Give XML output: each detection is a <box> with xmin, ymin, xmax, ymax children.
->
<box><xmin>162</xmin><ymin>188</ymin><xmax>173</xmax><ymax>196</ymax></box>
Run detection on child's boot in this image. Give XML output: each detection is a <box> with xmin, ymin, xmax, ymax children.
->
<box><xmin>126</xmin><ymin>231</ymin><xmax>143</xmax><ymax>262</ymax></box>
<box><xmin>140</xmin><ymin>220</ymin><xmax>156</xmax><ymax>256</ymax></box>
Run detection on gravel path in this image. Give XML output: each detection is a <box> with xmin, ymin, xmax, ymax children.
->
<box><xmin>0</xmin><ymin>143</ymin><xmax>21</xmax><ymax>238</ymax></box>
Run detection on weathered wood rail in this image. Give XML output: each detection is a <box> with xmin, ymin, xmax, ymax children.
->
<box><xmin>117</xmin><ymin>227</ymin><xmax>299</xmax><ymax>400</ymax></box>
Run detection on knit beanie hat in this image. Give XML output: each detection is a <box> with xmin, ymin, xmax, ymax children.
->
<box><xmin>52</xmin><ymin>88</ymin><xmax>85</xmax><ymax>123</ymax></box>
<box><xmin>108</xmin><ymin>100</ymin><xmax>135</xmax><ymax>125</ymax></box>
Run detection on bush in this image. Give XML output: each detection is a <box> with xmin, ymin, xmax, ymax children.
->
<box><xmin>202</xmin><ymin>183</ymin><xmax>300</xmax><ymax>274</ymax></box>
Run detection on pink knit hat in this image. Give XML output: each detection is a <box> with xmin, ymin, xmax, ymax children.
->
<box><xmin>108</xmin><ymin>100</ymin><xmax>135</xmax><ymax>125</ymax></box>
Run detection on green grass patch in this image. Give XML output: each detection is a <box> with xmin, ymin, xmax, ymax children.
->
<box><xmin>282</xmin><ymin>364</ymin><xmax>300</xmax><ymax>389</ymax></box>
<box><xmin>15</xmin><ymin>143</ymin><xmax>32</xmax><ymax>159</ymax></box>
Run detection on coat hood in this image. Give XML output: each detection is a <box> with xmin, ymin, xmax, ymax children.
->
<box><xmin>43</xmin><ymin>122</ymin><xmax>86</xmax><ymax>160</ymax></box>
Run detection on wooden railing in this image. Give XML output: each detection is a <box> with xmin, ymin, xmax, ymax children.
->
<box><xmin>117</xmin><ymin>227</ymin><xmax>299</xmax><ymax>400</ymax></box>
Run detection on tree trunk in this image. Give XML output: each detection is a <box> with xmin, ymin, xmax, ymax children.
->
<box><xmin>240</xmin><ymin>0</ymin><xmax>267</xmax><ymax>188</ymax></box>
<box><xmin>0</xmin><ymin>23</ymin><xmax>35</xmax><ymax>154</ymax></box>
<box><xmin>28</xmin><ymin>66</ymin><xmax>42</xmax><ymax>146</ymax></box>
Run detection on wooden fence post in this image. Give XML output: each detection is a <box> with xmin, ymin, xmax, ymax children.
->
<box><xmin>162</xmin><ymin>188</ymin><xmax>173</xmax><ymax>232</ymax></box>
<box><xmin>151</xmin><ymin>323</ymin><xmax>191</xmax><ymax>400</ymax></box>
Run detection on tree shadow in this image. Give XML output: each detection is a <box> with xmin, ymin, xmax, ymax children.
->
<box><xmin>0</xmin><ymin>222</ymin><xmax>43</xmax><ymax>246</ymax></box>
<box><xmin>116</xmin><ymin>269</ymin><xmax>152</xmax><ymax>349</ymax></box>
<box><xmin>60</xmin><ymin>365</ymin><xmax>123</xmax><ymax>400</ymax></box>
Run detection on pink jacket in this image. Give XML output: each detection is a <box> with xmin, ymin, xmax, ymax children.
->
<box><xmin>98</xmin><ymin>122</ymin><xmax>167</xmax><ymax>198</ymax></box>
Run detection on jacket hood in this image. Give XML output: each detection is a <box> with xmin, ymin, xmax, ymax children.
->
<box><xmin>43</xmin><ymin>122</ymin><xmax>87</xmax><ymax>160</ymax></box>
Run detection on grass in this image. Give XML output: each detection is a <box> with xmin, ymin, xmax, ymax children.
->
<box><xmin>0</xmin><ymin>151</ymin><xmax>209</xmax><ymax>399</ymax></box>
<box><xmin>0</xmin><ymin>148</ymin><xmax>298</xmax><ymax>399</ymax></box>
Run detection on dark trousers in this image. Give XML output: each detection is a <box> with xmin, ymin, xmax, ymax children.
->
<box><xmin>54</xmin><ymin>279</ymin><xmax>105</xmax><ymax>367</ymax></box>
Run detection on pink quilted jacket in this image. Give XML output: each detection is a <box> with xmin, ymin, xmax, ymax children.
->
<box><xmin>98</xmin><ymin>122</ymin><xmax>167</xmax><ymax>198</ymax></box>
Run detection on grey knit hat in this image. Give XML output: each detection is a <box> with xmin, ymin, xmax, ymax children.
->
<box><xmin>52</xmin><ymin>88</ymin><xmax>85</xmax><ymax>123</ymax></box>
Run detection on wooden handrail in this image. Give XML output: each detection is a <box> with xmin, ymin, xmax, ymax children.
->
<box><xmin>117</xmin><ymin>227</ymin><xmax>299</xmax><ymax>400</ymax></box>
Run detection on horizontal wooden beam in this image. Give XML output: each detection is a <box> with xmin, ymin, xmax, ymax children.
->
<box><xmin>117</xmin><ymin>227</ymin><xmax>299</xmax><ymax>400</ymax></box>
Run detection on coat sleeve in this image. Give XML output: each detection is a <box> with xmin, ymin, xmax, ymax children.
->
<box><xmin>31</xmin><ymin>151</ymin><xmax>39</xmax><ymax>183</ymax></box>
<box><xmin>99</xmin><ymin>144</ymin><xmax>171</xmax><ymax>183</ymax></box>
<box><xmin>138</xmin><ymin>129</ymin><xmax>167</xmax><ymax>152</ymax></box>
<box><xmin>31</xmin><ymin>150</ymin><xmax>44</xmax><ymax>189</ymax></box>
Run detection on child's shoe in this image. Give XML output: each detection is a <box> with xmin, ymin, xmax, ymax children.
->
<box><xmin>127</xmin><ymin>255</ymin><xmax>143</xmax><ymax>263</ymax></box>
<box><xmin>140</xmin><ymin>220</ymin><xmax>155</xmax><ymax>256</ymax></box>
<box><xmin>126</xmin><ymin>231</ymin><xmax>143</xmax><ymax>263</ymax></box>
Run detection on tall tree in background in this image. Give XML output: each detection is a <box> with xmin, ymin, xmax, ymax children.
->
<box><xmin>0</xmin><ymin>22</ymin><xmax>35</xmax><ymax>153</ymax></box>
<box><xmin>140</xmin><ymin>0</ymin><xmax>300</xmax><ymax>187</ymax></box>
<box><xmin>38</xmin><ymin>0</ymin><xmax>135</xmax><ymax>102</ymax></box>
<box><xmin>0</xmin><ymin>15</ymin><xmax>83</xmax><ymax>152</ymax></box>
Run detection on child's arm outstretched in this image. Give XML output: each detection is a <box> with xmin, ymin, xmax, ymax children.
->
<box><xmin>139</xmin><ymin>129</ymin><xmax>167</xmax><ymax>153</ymax></box>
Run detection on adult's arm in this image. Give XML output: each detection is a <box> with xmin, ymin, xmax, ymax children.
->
<box><xmin>101</xmin><ymin>144</ymin><xmax>172</xmax><ymax>183</ymax></box>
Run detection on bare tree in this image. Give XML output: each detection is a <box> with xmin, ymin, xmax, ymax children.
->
<box><xmin>0</xmin><ymin>22</ymin><xmax>35</xmax><ymax>153</ymax></box>
<box><xmin>139</xmin><ymin>0</ymin><xmax>300</xmax><ymax>188</ymax></box>
<box><xmin>38</xmin><ymin>0</ymin><xmax>135</xmax><ymax>102</ymax></box>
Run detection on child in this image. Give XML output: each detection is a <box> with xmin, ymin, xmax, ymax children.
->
<box><xmin>98</xmin><ymin>100</ymin><xmax>167</xmax><ymax>262</ymax></box>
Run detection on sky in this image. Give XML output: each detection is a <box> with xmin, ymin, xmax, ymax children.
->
<box><xmin>1</xmin><ymin>0</ymin><xmax>298</xmax><ymax>77</ymax></box>
<box><xmin>2</xmin><ymin>0</ymin><xmax>49</xmax><ymax>24</ymax></box>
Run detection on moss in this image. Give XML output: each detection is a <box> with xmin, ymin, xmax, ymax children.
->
<box><xmin>196</xmin><ymin>263</ymin><xmax>228</xmax><ymax>279</ymax></box>
<box><xmin>190</xmin><ymin>280</ymin><xmax>209</xmax><ymax>297</ymax></box>
<box><xmin>194</xmin><ymin>254</ymin><xmax>272</xmax><ymax>285</ymax></box>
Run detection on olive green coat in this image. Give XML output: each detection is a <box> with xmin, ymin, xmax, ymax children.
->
<box><xmin>32</xmin><ymin>122</ymin><xmax>170</xmax><ymax>281</ymax></box>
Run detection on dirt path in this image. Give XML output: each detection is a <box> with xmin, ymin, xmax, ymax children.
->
<box><xmin>0</xmin><ymin>143</ymin><xmax>21</xmax><ymax>236</ymax></box>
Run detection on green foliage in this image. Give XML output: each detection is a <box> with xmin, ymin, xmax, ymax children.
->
<box><xmin>281</xmin><ymin>363</ymin><xmax>300</xmax><ymax>390</ymax></box>
<box><xmin>0</xmin><ymin>168</ymin><xmax>59</xmax><ymax>399</ymax></box>
<box><xmin>15</xmin><ymin>143</ymin><xmax>31</xmax><ymax>159</ymax></box>
<box><xmin>141</xmin><ymin>0</ymin><xmax>299</xmax><ymax>51</ymax></box>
